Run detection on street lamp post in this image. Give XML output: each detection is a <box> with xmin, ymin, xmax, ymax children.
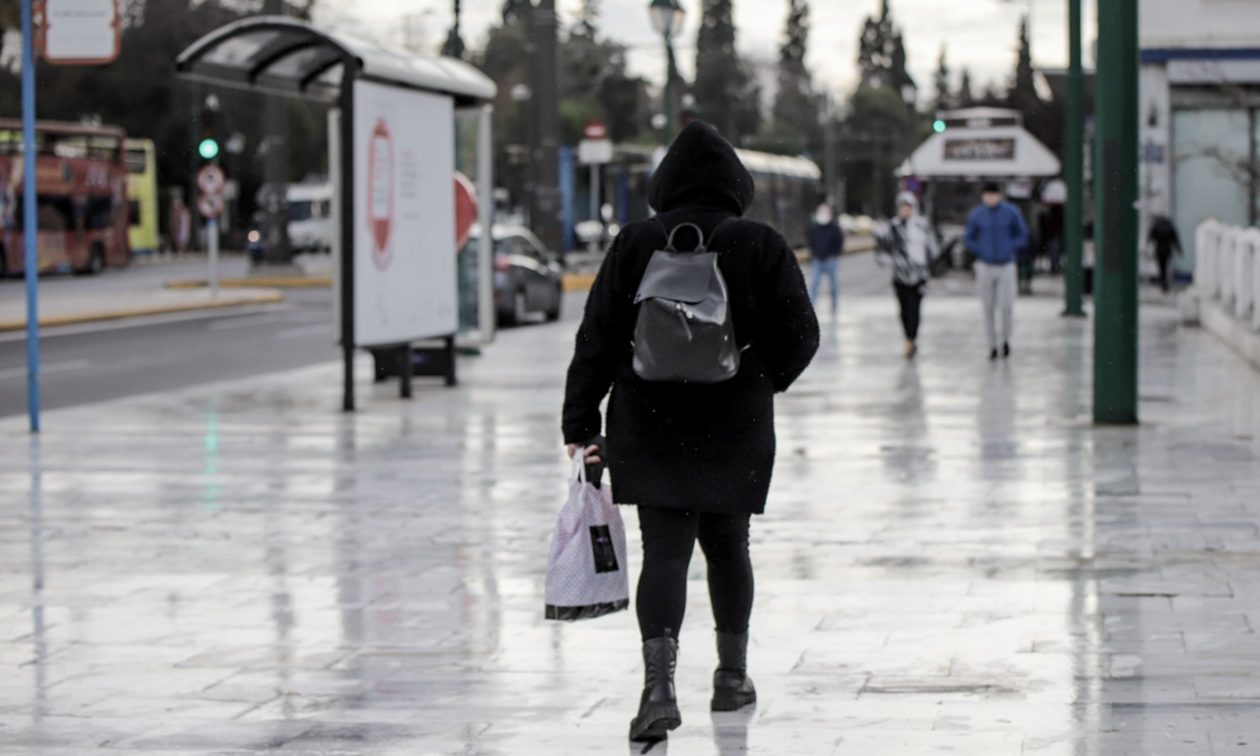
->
<box><xmin>649</xmin><ymin>0</ymin><xmax>684</xmax><ymax>143</ymax></box>
<box><xmin>1063</xmin><ymin>0</ymin><xmax>1086</xmax><ymax>317</ymax></box>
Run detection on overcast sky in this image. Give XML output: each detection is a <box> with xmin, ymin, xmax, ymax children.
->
<box><xmin>317</xmin><ymin>0</ymin><xmax>1098</xmax><ymax>102</ymax></box>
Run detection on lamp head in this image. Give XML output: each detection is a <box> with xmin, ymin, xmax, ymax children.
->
<box><xmin>649</xmin><ymin>0</ymin><xmax>684</xmax><ymax>37</ymax></box>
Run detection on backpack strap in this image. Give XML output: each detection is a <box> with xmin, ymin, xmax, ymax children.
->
<box><xmin>655</xmin><ymin>217</ymin><xmax>737</xmax><ymax>253</ymax></box>
<box><xmin>664</xmin><ymin>222</ymin><xmax>707</xmax><ymax>253</ymax></box>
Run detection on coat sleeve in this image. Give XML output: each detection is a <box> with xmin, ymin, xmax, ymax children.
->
<box><xmin>562</xmin><ymin>233</ymin><xmax>626</xmax><ymax>445</ymax></box>
<box><xmin>924</xmin><ymin>218</ymin><xmax>941</xmax><ymax>261</ymax></box>
<box><xmin>759</xmin><ymin>233</ymin><xmax>820</xmax><ymax>393</ymax></box>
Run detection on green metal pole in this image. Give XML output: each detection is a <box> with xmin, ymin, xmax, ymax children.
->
<box><xmin>1063</xmin><ymin>0</ymin><xmax>1085</xmax><ymax>317</ymax></box>
<box><xmin>1093</xmin><ymin>0</ymin><xmax>1139</xmax><ymax>425</ymax></box>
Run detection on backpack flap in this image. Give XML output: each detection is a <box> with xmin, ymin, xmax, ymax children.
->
<box><xmin>635</xmin><ymin>251</ymin><xmax>720</xmax><ymax>305</ymax></box>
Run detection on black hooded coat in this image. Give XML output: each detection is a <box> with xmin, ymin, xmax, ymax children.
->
<box><xmin>562</xmin><ymin>122</ymin><xmax>820</xmax><ymax>515</ymax></box>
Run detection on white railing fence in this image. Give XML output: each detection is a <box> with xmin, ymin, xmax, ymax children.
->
<box><xmin>1195</xmin><ymin>220</ymin><xmax>1260</xmax><ymax>332</ymax></box>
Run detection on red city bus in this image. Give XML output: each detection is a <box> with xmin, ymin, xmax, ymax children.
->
<box><xmin>0</xmin><ymin>120</ymin><xmax>131</xmax><ymax>276</ymax></box>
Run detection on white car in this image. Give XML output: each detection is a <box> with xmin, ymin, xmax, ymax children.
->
<box><xmin>286</xmin><ymin>183</ymin><xmax>333</xmax><ymax>253</ymax></box>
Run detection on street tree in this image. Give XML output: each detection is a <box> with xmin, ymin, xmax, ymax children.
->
<box><xmin>933</xmin><ymin>46</ymin><xmax>952</xmax><ymax>113</ymax></box>
<box><xmin>842</xmin><ymin>0</ymin><xmax>920</xmax><ymax>215</ymax></box>
<box><xmin>957</xmin><ymin>67</ymin><xmax>975</xmax><ymax>107</ymax></box>
<box><xmin>762</xmin><ymin>0</ymin><xmax>822</xmax><ymax>156</ymax></box>
<box><xmin>560</xmin><ymin>11</ymin><xmax>649</xmax><ymax>144</ymax></box>
<box><xmin>693</xmin><ymin>0</ymin><xmax>762</xmax><ymax>144</ymax></box>
<box><xmin>858</xmin><ymin>0</ymin><xmax>913</xmax><ymax>95</ymax></box>
<box><xmin>501</xmin><ymin>0</ymin><xmax>531</xmax><ymax>25</ymax></box>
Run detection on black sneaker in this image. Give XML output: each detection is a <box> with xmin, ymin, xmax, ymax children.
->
<box><xmin>1003</xmin><ymin>343</ymin><xmax>1011</xmax><ymax>359</ymax></box>
<box><xmin>989</xmin><ymin>348</ymin><xmax>999</xmax><ymax>361</ymax></box>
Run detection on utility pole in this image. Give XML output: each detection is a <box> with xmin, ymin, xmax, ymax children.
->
<box><xmin>261</xmin><ymin>0</ymin><xmax>291</xmax><ymax>264</ymax></box>
<box><xmin>531</xmin><ymin>0</ymin><xmax>563</xmax><ymax>252</ymax></box>
<box><xmin>1063</xmin><ymin>0</ymin><xmax>1085</xmax><ymax>317</ymax></box>
<box><xmin>1093</xmin><ymin>0</ymin><xmax>1139</xmax><ymax>424</ymax></box>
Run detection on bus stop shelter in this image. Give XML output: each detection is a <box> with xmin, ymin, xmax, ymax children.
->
<box><xmin>176</xmin><ymin>17</ymin><xmax>497</xmax><ymax>411</ymax></box>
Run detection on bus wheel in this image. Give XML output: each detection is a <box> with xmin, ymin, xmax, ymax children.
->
<box><xmin>0</xmin><ymin>245</ymin><xmax>7</xmax><ymax>278</ymax></box>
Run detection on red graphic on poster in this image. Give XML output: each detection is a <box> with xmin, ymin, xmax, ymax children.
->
<box><xmin>454</xmin><ymin>172</ymin><xmax>478</xmax><ymax>250</ymax></box>
<box><xmin>367</xmin><ymin>119</ymin><xmax>394</xmax><ymax>270</ymax></box>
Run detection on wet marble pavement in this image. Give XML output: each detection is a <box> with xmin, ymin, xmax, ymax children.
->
<box><xmin>2</xmin><ymin>272</ymin><xmax>1260</xmax><ymax>755</ymax></box>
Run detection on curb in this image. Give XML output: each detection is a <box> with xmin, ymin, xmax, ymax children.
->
<box><xmin>0</xmin><ymin>291</ymin><xmax>286</xmax><ymax>332</ymax></box>
<box><xmin>167</xmin><ymin>277</ymin><xmax>332</xmax><ymax>290</ymax></box>
<box><xmin>562</xmin><ymin>273</ymin><xmax>598</xmax><ymax>292</ymax></box>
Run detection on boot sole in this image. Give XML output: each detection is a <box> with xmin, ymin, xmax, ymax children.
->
<box><xmin>629</xmin><ymin>703</ymin><xmax>682</xmax><ymax>742</ymax></box>
<box><xmin>710</xmin><ymin>690</ymin><xmax>756</xmax><ymax>712</ymax></box>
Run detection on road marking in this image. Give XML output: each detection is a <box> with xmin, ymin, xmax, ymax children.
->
<box><xmin>0</xmin><ymin>359</ymin><xmax>92</xmax><ymax>381</ymax></box>
<box><xmin>275</xmin><ymin>324</ymin><xmax>331</xmax><ymax>340</ymax></box>
<box><xmin>205</xmin><ymin>313</ymin><xmax>295</xmax><ymax>331</ymax></box>
<box><xmin>0</xmin><ymin>304</ymin><xmax>294</xmax><ymax>343</ymax></box>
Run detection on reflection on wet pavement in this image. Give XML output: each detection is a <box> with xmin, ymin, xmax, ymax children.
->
<box><xmin>2</xmin><ymin>288</ymin><xmax>1259</xmax><ymax>754</ymax></box>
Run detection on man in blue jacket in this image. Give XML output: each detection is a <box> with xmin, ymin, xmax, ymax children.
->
<box><xmin>808</xmin><ymin>203</ymin><xmax>845</xmax><ymax>315</ymax></box>
<box><xmin>965</xmin><ymin>182</ymin><xmax>1029</xmax><ymax>359</ymax></box>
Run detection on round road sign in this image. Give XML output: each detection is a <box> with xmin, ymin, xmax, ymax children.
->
<box><xmin>197</xmin><ymin>165</ymin><xmax>226</xmax><ymax>197</ymax></box>
<box><xmin>197</xmin><ymin>192</ymin><xmax>224</xmax><ymax>220</ymax></box>
<box><xmin>583</xmin><ymin>121</ymin><xmax>608</xmax><ymax>140</ymax></box>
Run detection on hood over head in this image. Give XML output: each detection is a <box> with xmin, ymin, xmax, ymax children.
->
<box><xmin>649</xmin><ymin>121</ymin><xmax>755</xmax><ymax>215</ymax></box>
<box><xmin>896</xmin><ymin>191</ymin><xmax>920</xmax><ymax>214</ymax></box>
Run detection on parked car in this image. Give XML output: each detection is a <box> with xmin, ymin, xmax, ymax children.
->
<box><xmin>464</xmin><ymin>225</ymin><xmax>564</xmax><ymax>326</ymax></box>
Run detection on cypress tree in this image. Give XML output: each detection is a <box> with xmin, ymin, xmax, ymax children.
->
<box><xmin>693</xmin><ymin>0</ymin><xmax>761</xmax><ymax>144</ymax></box>
<box><xmin>770</xmin><ymin>0</ymin><xmax>821</xmax><ymax>155</ymax></box>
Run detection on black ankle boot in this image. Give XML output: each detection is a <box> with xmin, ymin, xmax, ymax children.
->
<box><xmin>711</xmin><ymin>631</ymin><xmax>757</xmax><ymax>712</ymax></box>
<box><xmin>629</xmin><ymin>633</ymin><xmax>682</xmax><ymax>742</ymax></box>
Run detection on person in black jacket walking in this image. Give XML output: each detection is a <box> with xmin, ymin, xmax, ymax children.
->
<box><xmin>1147</xmin><ymin>215</ymin><xmax>1183</xmax><ymax>293</ymax></box>
<box><xmin>562</xmin><ymin>121</ymin><xmax>820</xmax><ymax>743</ymax></box>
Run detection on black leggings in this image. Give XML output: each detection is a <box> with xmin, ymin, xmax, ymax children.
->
<box><xmin>894</xmin><ymin>281</ymin><xmax>924</xmax><ymax>341</ymax></box>
<box><xmin>636</xmin><ymin>506</ymin><xmax>754</xmax><ymax>641</ymax></box>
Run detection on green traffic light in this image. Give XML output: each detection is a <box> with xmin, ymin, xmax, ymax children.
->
<box><xmin>933</xmin><ymin>120</ymin><xmax>947</xmax><ymax>134</ymax></box>
<box><xmin>198</xmin><ymin>138</ymin><xmax>220</xmax><ymax>160</ymax></box>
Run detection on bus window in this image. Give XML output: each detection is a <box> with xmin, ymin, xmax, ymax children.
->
<box><xmin>289</xmin><ymin>200</ymin><xmax>314</xmax><ymax>221</ymax></box>
<box><xmin>15</xmin><ymin>196</ymin><xmax>75</xmax><ymax>231</ymax></box>
<box><xmin>86</xmin><ymin>197</ymin><xmax>115</xmax><ymax>230</ymax></box>
<box><xmin>129</xmin><ymin>200</ymin><xmax>141</xmax><ymax>228</ymax></box>
<box><xmin>125</xmin><ymin>148</ymin><xmax>147</xmax><ymax>174</ymax></box>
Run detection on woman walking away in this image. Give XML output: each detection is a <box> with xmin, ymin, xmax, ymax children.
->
<box><xmin>562</xmin><ymin>121</ymin><xmax>820</xmax><ymax>744</ymax></box>
<box><xmin>878</xmin><ymin>192</ymin><xmax>938</xmax><ymax>358</ymax></box>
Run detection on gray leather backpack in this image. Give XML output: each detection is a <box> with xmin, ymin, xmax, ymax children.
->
<box><xmin>632</xmin><ymin>221</ymin><xmax>740</xmax><ymax>384</ymax></box>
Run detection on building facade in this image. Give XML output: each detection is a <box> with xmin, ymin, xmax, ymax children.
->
<box><xmin>1140</xmin><ymin>0</ymin><xmax>1260</xmax><ymax>275</ymax></box>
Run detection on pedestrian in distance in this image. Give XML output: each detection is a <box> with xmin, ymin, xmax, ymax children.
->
<box><xmin>1147</xmin><ymin>214</ymin><xmax>1183</xmax><ymax>294</ymax></box>
<box><xmin>877</xmin><ymin>192</ymin><xmax>938</xmax><ymax>359</ymax></box>
<box><xmin>965</xmin><ymin>181</ymin><xmax>1029</xmax><ymax>360</ymax></box>
<box><xmin>562</xmin><ymin>121</ymin><xmax>820</xmax><ymax>744</ymax></box>
<box><xmin>807</xmin><ymin>202</ymin><xmax>845</xmax><ymax>314</ymax></box>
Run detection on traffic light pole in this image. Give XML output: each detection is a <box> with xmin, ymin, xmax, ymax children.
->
<box><xmin>1093</xmin><ymin>0</ymin><xmax>1140</xmax><ymax>424</ymax></box>
<box><xmin>1063</xmin><ymin>0</ymin><xmax>1085</xmax><ymax>318</ymax></box>
<box><xmin>262</xmin><ymin>0</ymin><xmax>291</xmax><ymax>264</ymax></box>
<box><xmin>21</xmin><ymin>0</ymin><xmax>40</xmax><ymax>433</ymax></box>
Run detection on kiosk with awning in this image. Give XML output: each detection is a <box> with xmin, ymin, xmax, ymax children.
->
<box><xmin>176</xmin><ymin>17</ymin><xmax>497</xmax><ymax>411</ymax></box>
<box><xmin>899</xmin><ymin>108</ymin><xmax>1061</xmax><ymax>181</ymax></box>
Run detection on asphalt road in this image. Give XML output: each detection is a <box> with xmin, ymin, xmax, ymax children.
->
<box><xmin>0</xmin><ymin>251</ymin><xmax>892</xmax><ymax>418</ymax></box>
